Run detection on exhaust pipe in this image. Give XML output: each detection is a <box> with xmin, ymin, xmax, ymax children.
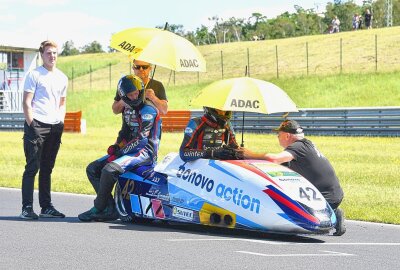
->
<box><xmin>209</xmin><ymin>213</ymin><xmax>221</xmax><ymax>224</ymax></box>
<box><xmin>224</xmin><ymin>215</ymin><xmax>233</xmax><ymax>225</ymax></box>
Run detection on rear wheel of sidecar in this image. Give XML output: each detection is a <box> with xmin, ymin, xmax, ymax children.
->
<box><xmin>114</xmin><ymin>183</ymin><xmax>133</xmax><ymax>223</ymax></box>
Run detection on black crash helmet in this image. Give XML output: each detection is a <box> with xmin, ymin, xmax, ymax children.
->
<box><xmin>117</xmin><ymin>74</ymin><xmax>145</xmax><ymax>108</ymax></box>
<box><xmin>203</xmin><ymin>106</ymin><xmax>232</xmax><ymax>125</ymax></box>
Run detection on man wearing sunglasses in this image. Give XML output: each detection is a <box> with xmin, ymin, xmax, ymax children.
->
<box><xmin>112</xmin><ymin>60</ymin><xmax>168</xmax><ymax>115</ymax></box>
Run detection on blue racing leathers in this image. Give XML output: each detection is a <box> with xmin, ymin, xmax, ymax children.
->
<box><xmin>179</xmin><ymin>115</ymin><xmax>239</xmax><ymax>162</ymax></box>
<box><xmin>87</xmin><ymin>101</ymin><xmax>161</xmax><ymax>211</ymax></box>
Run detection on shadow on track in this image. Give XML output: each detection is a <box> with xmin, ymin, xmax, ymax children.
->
<box><xmin>109</xmin><ymin>218</ymin><xmax>326</xmax><ymax>243</ymax></box>
<box><xmin>0</xmin><ymin>215</ymin><xmax>85</xmax><ymax>223</ymax></box>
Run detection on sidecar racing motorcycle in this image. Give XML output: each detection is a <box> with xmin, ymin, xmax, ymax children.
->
<box><xmin>114</xmin><ymin>152</ymin><xmax>336</xmax><ymax>235</ymax></box>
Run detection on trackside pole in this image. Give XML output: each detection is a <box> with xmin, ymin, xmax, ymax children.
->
<box><xmin>151</xmin><ymin>22</ymin><xmax>169</xmax><ymax>81</ymax></box>
<box><xmin>241</xmin><ymin>111</ymin><xmax>245</xmax><ymax>147</ymax></box>
<box><xmin>240</xmin><ymin>66</ymin><xmax>249</xmax><ymax>147</ymax></box>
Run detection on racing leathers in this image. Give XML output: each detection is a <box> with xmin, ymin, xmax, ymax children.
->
<box><xmin>86</xmin><ymin>101</ymin><xmax>161</xmax><ymax>211</ymax></box>
<box><xmin>179</xmin><ymin>114</ymin><xmax>240</xmax><ymax>162</ymax></box>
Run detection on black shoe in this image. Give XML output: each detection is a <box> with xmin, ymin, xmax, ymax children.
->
<box><xmin>39</xmin><ymin>206</ymin><xmax>65</xmax><ymax>218</ymax></box>
<box><xmin>20</xmin><ymin>205</ymin><xmax>39</xmax><ymax>220</ymax></box>
<box><xmin>333</xmin><ymin>208</ymin><xmax>346</xmax><ymax>236</ymax></box>
<box><xmin>78</xmin><ymin>206</ymin><xmax>118</xmax><ymax>222</ymax></box>
<box><xmin>96</xmin><ymin>205</ymin><xmax>119</xmax><ymax>222</ymax></box>
<box><xmin>78</xmin><ymin>207</ymin><xmax>101</xmax><ymax>222</ymax></box>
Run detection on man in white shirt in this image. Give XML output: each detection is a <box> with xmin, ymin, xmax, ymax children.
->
<box><xmin>20</xmin><ymin>40</ymin><xmax>68</xmax><ymax>220</ymax></box>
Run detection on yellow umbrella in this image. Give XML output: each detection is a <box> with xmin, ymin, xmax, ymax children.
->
<box><xmin>190</xmin><ymin>77</ymin><xmax>298</xmax><ymax>114</ymax></box>
<box><xmin>110</xmin><ymin>27</ymin><xmax>206</xmax><ymax>72</ymax></box>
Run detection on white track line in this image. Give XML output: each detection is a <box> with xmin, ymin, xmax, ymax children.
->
<box><xmin>167</xmin><ymin>238</ymin><xmax>400</xmax><ymax>246</ymax></box>
<box><xmin>236</xmin><ymin>250</ymin><xmax>355</xmax><ymax>257</ymax></box>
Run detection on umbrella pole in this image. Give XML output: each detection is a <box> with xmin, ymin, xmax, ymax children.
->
<box><xmin>240</xmin><ymin>66</ymin><xmax>248</xmax><ymax>147</ymax></box>
<box><xmin>150</xmin><ymin>22</ymin><xmax>168</xmax><ymax>81</ymax></box>
<box><xmin>152</xmin><ymin>65</ymin><xmax>157</xmax><ymax>79</ymax></box>
<box><xmin>241</xmin><ymin>111</ymin><xmax>245</xmax><ymax>147</ymax></box>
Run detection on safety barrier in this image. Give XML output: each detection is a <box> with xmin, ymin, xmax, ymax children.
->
<box><xmin>229</xmin><ymin>107</ymin><xmax>400</xmax><ymax>137</ymax></box>
<box><xmin>0</xmin><ymin>111</ymin><xmax>83</xmax><ymax>133</ymax></box>
<box><xmin>64</xmin><ymin>111</ymin><xmax>82</xmax><ymax>133</ymax></box>
<box><xmin>0</xmin><ymin>112</ymin><xmax>25</xmax><ymax>130</ymax></box>
<box><xmin>162</xmin><ymin>110</ymin><xmax>191</xmax><ymax>132</ymax></box>
<box><xmin>1</xmin><ymin>107</ymin><xmax>400</xmax><ymax>136</ymax></box>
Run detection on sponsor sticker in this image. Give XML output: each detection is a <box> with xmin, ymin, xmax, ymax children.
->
<box><xmin>151</xmin><ymin>199</ymin><xmax>165</xmax><ymax>219</ymax></box>
<box><xmin>267</xmin><ymin>171</ymin><xmax>300</xmax><ymax>177</ymax></box>
<box><xmin>185</xmin><ymin>127</ymin><xmax>193</xmax><ymax>134</ymax></box>
<box><xmin>176</xmin><ymin>165</ymin><xmax>261</xmax><ymax>214</ymax></box>
<box><xmin>172</xmin><ymin>206</ymin><xmax>194</xmax><ymax>221</ymax></box>
<box><xmin>142</xmin><ymin>113</ymin><xmax>153</xmax><ymax>120</ymax></box>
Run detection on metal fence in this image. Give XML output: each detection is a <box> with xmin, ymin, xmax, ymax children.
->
<box><xmin>2</xmin><ymin>107</ymin><xmax>399</xmax><ymax>137</ymax></box>
<box><xmin>0</xmin><ymin>90</ymin><xmax>23</xmax><ymax>112</ymax></box>
<box><xmin>64</xmin><ymin>31</ymin><xmax>400</xmax><ymax>91</ymax></box>
<box><xmin>229</xmin><ymin>107</ymin><xmax>400</xmax><ymax>137</ymax></box>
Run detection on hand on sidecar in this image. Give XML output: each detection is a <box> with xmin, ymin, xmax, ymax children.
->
<box><xmin>210</xmin><ymin>145</ymin><xmax>242</xmax><ymax>160</ymax></box>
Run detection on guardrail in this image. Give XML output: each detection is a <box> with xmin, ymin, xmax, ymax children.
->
<box><xmin>0</xmin><ymin>90</ymin><xmax>23</xmax><ymax>112</ymax></box>
<box><xmin>1</xmin><ymin>107</ymin><xmax>400</xmax><ymax>136</ymax></box>
<box><xmin>0</xmin><ymin>111</ymin><xmax>84</xmax><ymax>133</ymax></box>
<box><xmin>229</xmin><ymin>107</ymin><xmax>400</xmax><ymax>136</ymax></box>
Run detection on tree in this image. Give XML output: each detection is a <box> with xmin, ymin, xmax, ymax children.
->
<box><xmin>208</xmin><ymin>15</ymin><xmax>222</xmax><ymax>43</ymax></box>
<box><xmin>325</xmin><ymin>1</ymin><xmax>360</xmax><ymax>32</ymax></box>
<box><xmin>228</xmin><ymin>17</ymin><xmax>245</xmax><ymax>42</ymax></box>
<box><xmin>192</xmin><ymin>25</ymin><xmax>212</xmax><ymax>45</ymax></box>
<box><xmin>293</xmin><ymin>6</ymin><xmax>325</xmax><ymax>35</ymax></box>
<box><xmin>168</xmin><ymin>24</ymin><xmax>185</xmax><ymax>36</ymax></box>
<box><xmin>60</xmin><ymin>40</ymin><xmax>79</xmax><ymax>56</ymax></box>
<box><xmin>370</xmin><ymin>0</ymin><xmax>400</xmax><ymax>28</ymax></box>
<box><xmin>81</xmin><ymin>41</ymin><xmax>104</xmax><ymax>54</ymax></box>
<box><xmin>249</xmin><ymin>12</ymin><xmax>267</xmax><ymax>29</ymax></box>
<box><xmin>157</xmin><ymin>23</ymin><xmax>185</xmax><ymax>36</ymax></box>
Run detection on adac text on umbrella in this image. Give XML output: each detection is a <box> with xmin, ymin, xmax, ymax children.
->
<box><xmin>231</xmin><ymin>99</ymin><xmax>260</xmax><ymax>109</ymax></box>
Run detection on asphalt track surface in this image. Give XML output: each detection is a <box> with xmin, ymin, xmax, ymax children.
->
<box><xmin>1</xmin><ymin>187</ymin><xmax>399</xmax><ymax>270</ymax></box>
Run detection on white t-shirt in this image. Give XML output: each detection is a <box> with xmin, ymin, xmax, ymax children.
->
<box><xmin>24</xmin><ymin>65</ymin><xmax>68</xmax><ymax>124</ymax></box>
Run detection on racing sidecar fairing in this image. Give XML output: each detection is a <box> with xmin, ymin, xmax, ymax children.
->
<box><xmin>115</xmin><ymin>152</ymin><xmax>336</xmax><ymax>235</ymax></box>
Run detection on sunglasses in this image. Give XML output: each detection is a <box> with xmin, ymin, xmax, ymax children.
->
<box><xmin>133</xmin><ymin>65</ymin><xmax>150</xmax><ymax>70</ymax></box>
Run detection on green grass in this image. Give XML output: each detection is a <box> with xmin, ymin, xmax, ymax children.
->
<box><xmin>57</xmin><ymin>53</ymin><xmax>122</xmax><ymax>79</ymax></box>
<box><xmin>66</xmin><ymin>71</ymin><xmax>400</xmax><ymax>127</ymax></box>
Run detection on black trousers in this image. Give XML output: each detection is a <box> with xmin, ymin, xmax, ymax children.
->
<box><xmin>21</xmin><ymin>119</ymin><xmax>64</xmax><ymax>208</ymax></box>
<box><xmin>86</xmin><ymin>152</ymin><xmax>153</xmax><ymax>211</ymax></box>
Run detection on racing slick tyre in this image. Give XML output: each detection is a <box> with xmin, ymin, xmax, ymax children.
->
<box><xmin>114</xmin><ymin>183</ymin><xmax>133</xmax><ymax>223</ymax></box>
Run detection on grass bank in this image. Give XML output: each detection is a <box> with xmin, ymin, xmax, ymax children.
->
<box><xmin>67</xmin><ymin>71</ymin><xmax>400</xmax><ymax>127</ymax></box>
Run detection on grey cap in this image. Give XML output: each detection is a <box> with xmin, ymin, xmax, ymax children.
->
<box><xmin>273</xmin><ymin>119</ymin><xmax>303</xmax><ymax>134</ymax></box>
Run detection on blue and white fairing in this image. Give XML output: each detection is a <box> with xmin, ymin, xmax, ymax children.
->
<box><xmin>118</xmin><ymin>153</ymin><xmax>336</xmax><ymax>235</ymax></box>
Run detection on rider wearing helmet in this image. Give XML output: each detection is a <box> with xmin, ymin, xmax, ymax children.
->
<box><xmin>79</xmin><ymin>74</ymin><xmax>162</xmax><ymax>222</ymax></box>
<box><xmin>179</xmin><ymin>106</ymin><xmax>240</xmax><ymax>162</ymax></box>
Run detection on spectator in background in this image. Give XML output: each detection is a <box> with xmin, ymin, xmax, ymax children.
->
<box><xmin>331</xmin><ymin>16</ymin><xmax>340</xmax><ymax>33</ymax></box>
<box><xmin>364</xmin><ymin>9</ymin><xmax>373</xmax><ymax>29</ymax></box>
<box><xmin>236</xmin><ymin>119</ymin><xmax>346</xmax><ymax>236</ymax></box>
<box><xmin>352</xmin><ymin>13</ymin><xmax>360</xmax><ymax>30</ymax></box>
<box><xmin>358</xmin><ymin>15</ymin><xmax>363</xmax><ymax>29</ymax></box>
<box><xmin>20</xmin><ymin>40</ymin><xmax>68</xmax><ymax>220</ymax></box>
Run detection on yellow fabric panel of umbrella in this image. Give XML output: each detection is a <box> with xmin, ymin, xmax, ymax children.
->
<box><xmin>110</xmin><ymin>27</ymin><xmax>206</xmax><ymax>72</ymax></box>
<box><xmin>190</xmin><ymin>77</ymin><xmax>298</xmax><ymax>114</ymax></box>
